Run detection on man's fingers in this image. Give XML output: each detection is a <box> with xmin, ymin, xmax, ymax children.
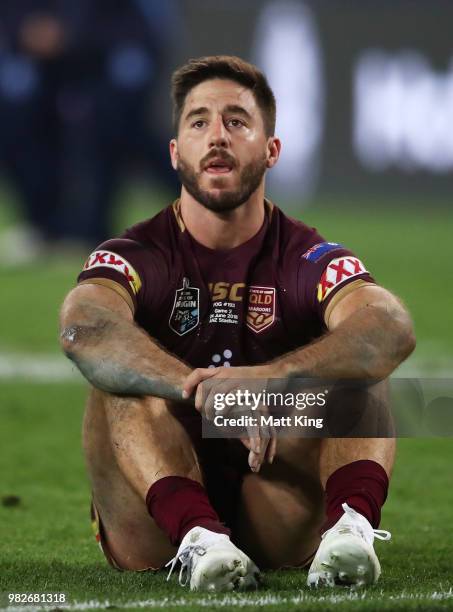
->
<box><xmin>182</xmin><ymin>367</ymin><xmax>218</xmax><ymax>400</ymax></box>
<box><xmin>247</xmin><ymin>431</ymin><xmax>268</xmax><ymax>473</ymax></box>
<box><xmin>267</xmin><ymin>434</ymin><xmax>277</xmax><ymax>464</ymax></box>
<box><xmin>243</xmin><ymin>410</ymin><xmax>279</xmax><ymax>472</ymax></box>
<box><xmin>248</xmin><ymin>448</ymin><xmax>261</xmax><ymax>472</ymax></box>
<box><xmin>263</xmin><ymin>425</ymin><xmax>277</xmax><ymax>464</ymax></box>
<box><xmin>249</xmin><ymin>436</ymin><xmax>261</xmax><ymax>455</ymax></box>
<box><xmin>246</xmin><ymin>419</ymin><xmax>262</xmax><ymax>472</ymax></box>
<box><xmin>248</xmin><ymin>439</ymin><xmax>269</xmax><ymax>473</ymax></box>
<box><xmin>246</xmin><ymin>421</ymin><xmax>260</xmax><ymax>454</ymax></box>
<box><xmin>194</xmin><ymin>383</ymin><xmax>204</xmax><ymax>412</ymax></box>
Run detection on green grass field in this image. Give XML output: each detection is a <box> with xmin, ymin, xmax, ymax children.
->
<box><xmin>1</xmin><ymin>189</ymin><xmax>452</xmax><ymax>611</ymax></box>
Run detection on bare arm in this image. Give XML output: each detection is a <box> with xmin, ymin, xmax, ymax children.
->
<box><xmin>267</xmin><ymin>285</ymin><xmax>416</xmax><ymax>380</ymax></box>
<box><xmin>184</xmin><ymin>285</ymin><xmax>416</xmax><ymax>398</ymax></box>
<box><xmin>59</xmin><ymin>283</ymin><xmax>190</xmax><ymax>400</ymax></box>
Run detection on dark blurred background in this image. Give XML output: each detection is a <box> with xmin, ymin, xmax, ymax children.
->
<box><xmin>0</xmin><ymin>0</ymin><xmax>182</xmax><ymax>258</ymax></box>
<box><xmin>0</xmin><ymin>0</ymin><xmax>452</xmax><ymax>260</ymax></box>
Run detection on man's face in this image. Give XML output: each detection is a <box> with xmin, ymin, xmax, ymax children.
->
<box><xmin>170</xmin><ymin>79</ymin><xmax>277</xmax><ymax>213</ymax></box>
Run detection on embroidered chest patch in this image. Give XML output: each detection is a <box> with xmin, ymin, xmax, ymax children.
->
<box><xmin>246</xmin><ymin>286</ymin><xmax>276</xmax><ymax>333</ymax></box>
<box><xmin>169</xmin><ymin>277</ymin><xmax>200</xmax><ymax>336</ymax></box>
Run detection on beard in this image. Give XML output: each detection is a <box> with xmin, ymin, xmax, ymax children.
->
<box><xmin>176</xmin><ymin>152</ymin><xmax>267</xmax><ymax>213</ymax></box>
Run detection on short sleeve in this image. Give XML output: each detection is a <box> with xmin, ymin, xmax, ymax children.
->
<box><xmin>77</xmin><ymin>238</ymin><xmax>147</xmax><ymax>313</ymax></box>
<box><xmin>298</xmin><ymin>242</ymin><xmax>375</xmax><ymax>326</ymax></box>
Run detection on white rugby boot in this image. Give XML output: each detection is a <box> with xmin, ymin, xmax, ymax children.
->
<box><xmin>165</xmin><ymin>527</ymin><xmax>260</xmax><ymax>591</ymax></box>
<box><xmin>307</xmin><ymin>503</ymin><xmax>391</xmax><ymax>588</ymax></box>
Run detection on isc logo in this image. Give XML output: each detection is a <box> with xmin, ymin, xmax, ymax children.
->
<box><xmin>208</xmin><ymin>282</ymin><xmax>245</xmax><ymax>302</ymax></box>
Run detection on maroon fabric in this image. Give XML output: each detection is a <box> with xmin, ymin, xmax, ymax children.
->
<box><xmin>77</xmin><ymin>203</ymin><xmax>375</xmax><ymax>369</ymax></box>
<box><xmin>146</xmin><ymin>476</ymin><xmax>230</xmax><ymax>546</ymax></box>
<box><xmin>322</xmin><ymin>459</ymin><xmax>389</xmax><ymax>533</ymax></box>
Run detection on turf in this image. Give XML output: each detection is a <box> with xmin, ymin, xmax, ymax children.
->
<box><xmin>0</xmin><ymin>190</ymin><xmax>453</xmax><ymax>610</ymax></box>
<box><xmin>1</xmin><ymin>382</ymin><xmax>452</xmax><ymax>610</ymax></box>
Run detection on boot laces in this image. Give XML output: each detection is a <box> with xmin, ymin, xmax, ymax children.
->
<box><xmin>322</xmin><ymin>503</ymin><xmax>391</xmax><ymax>546</ymax></box>
<box><xmin>165</xmin><ymin>544</ymin><xmax>206</xmax><ymax>586</ymax></box>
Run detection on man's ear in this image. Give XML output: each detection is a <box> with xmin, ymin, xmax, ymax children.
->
<box><xmin>266</xmin><ymin>137</ymin><xmax>281</xmax><ymax>169</ymax></box>
<box><xmin>169</xmin><ymin>139</ymin><xmax>178</xmax><ymax>170</ymax></box>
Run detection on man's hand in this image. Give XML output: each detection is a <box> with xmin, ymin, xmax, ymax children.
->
<box><xmin>183</xmin><ymin>365</ymin><xmax>277</xmax><ymax>473</ymax></box>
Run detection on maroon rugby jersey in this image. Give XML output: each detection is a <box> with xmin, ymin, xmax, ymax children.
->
<box><xmin>77</xmin><ymin>201</ymin><xmax>374</xmax><ymax>368</ymax></box>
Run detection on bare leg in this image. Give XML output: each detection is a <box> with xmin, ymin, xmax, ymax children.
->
<box><xmin>319</xmin><ymin>438</ymin><xmax>395</xmax><ymax>487</ymax></box>
<box><xmin>320</xmin><ymin>380</ymin><xmax>396</xmax><ymax>484</ymax></box>
<box><xmin>83</xmin><ymin>388</ymin><xmax>202</xmax><ymax>570</ymax></box>
<box><xmin>234</xmin><ymin>438</ymin><xmax>324</xmax><ymax>569</ymax></box>
<box><xmin>235</xmin><ymin>381</ymin><xmax>395</xmax><ymax>569</ymax></box>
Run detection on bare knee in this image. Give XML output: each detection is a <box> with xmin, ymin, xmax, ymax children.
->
<box><xmin>82</xmin><ymin>390</ymin><xmax>197</xmax><ymax>574</ymax></box>
<box><xmin>84</xmin><ymin>389</ymin><xmax>202</xmax><ymax>501</ymax></box>
<box><xmin>106</xmin><ymin>394</ymin><xmax>201</xmax><ymax>474</ymax></box>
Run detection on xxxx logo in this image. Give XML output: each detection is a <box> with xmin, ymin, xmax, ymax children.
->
<box><xmin>317</xmin><ymin>257</ymin><xmax>366</xmax><ymax>302</ymax></box>
<box><xmin>83</xmin><ymin>250</ymin><xmax>142</xmax><ymax>295</ymax></box>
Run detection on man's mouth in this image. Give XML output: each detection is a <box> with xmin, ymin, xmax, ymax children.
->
<box><xmin>204</xmin><ymin>158</ymin><xmax>234</xmax><ymax>174</ymax></box>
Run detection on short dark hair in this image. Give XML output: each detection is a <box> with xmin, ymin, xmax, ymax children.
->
<box><xmin>171</xmin><ymin>55</ymin><xmax>276</xmax><ymax>136</ymax></box>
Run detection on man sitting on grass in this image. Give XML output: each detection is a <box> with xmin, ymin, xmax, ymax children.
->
<box><xmin>60</xmin><ymin>55</ymin><xmax>415</xmax><ymax>591</ymax></box>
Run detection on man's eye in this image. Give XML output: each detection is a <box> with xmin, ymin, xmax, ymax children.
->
<box><xmin>192</xmin><ymin>120</ymin><xmax>206</xmax><ymax>128</ymax></box>
<box><xmin>227</xmin><ymin>118</ymin><xmax>244</xmax><ymax>128</ymax></box>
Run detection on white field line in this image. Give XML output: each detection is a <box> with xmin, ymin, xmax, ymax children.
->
<box><xmin>0</xmin><ymin>348</ymin><xmax>451</xmax><ymax>382</ymax></box>
<box><xmin>4</xmin><ymin>589</ymin><xmax>453</xmax><ymax>611</ymax></box>
<box><xmin>0</xmin><ymin>351</ymin><xmax>79</xmax><ymax>382</ymax></box>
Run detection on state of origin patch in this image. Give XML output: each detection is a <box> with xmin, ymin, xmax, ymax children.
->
<box><xmin>169</xmin><ymin>277</ymin><xmax>200</xmax><ymax>336</ymax></box>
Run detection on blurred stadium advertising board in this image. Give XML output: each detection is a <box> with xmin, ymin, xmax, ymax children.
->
<box><xmin>183</xmin><ymin>0</ymin><xmax>453</xmax><ymax>199</ymax></box>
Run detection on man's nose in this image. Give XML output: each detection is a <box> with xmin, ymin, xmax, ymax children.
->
<box><xmin>208</xmin><ymin>117</ymin><xmax>228</xmax><ymax>148</ymax></box>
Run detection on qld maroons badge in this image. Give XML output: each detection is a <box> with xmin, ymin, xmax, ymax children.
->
<box><xmin>246</xmin><ymin>286</ymin><xmax>276</xmax><ymax>333</ymax></box>
<box><xmin>169</xmin><ymin>277</ymin><xmax>200</xmax><ymax>336</ymax></box>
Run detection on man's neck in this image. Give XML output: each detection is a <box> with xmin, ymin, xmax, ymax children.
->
<box><xmin>179</xmin><ymin>186</ymin><xmax>266</xmax><ymax>250</ymax></box>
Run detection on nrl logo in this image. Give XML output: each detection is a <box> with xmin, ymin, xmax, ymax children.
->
<box><xmin>246</xmin><ymin>286</ymin><xmax>276</xmax><ymax>333</ymax></box>
<box><xmin>169</xmin><ymin>277</ymin><xmax>200</xmax><ymax>336</ymax></box>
